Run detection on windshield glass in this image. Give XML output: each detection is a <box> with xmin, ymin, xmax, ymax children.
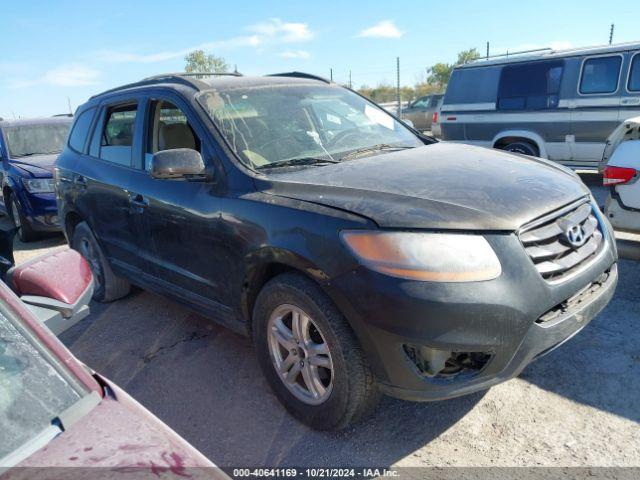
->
<box><xmin>4</xmin><ymin>122</ymin><xmax>71</xmax><ymax>158</ymax></box>
<box><xmin>0</xmin><ymin>307</ymin><xmax>82</xmax><ymax>459</ymax></box>
<box><xmin>197</xmin><ymin>84</ymin><xmax>424</xmax><ymax>169</ymax></box>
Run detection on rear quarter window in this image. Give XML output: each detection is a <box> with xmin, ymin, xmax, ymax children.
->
<box><xmin>627</xmin><ymin>54</ymin><xmax>640</xmax><ymax>92</ymax></box>
<box><xmin>444</xmin><ymin>66</ymin><xmax>500</xmax><ymax>105</ymax></box>
<box><xmin>579</xmin><ymin>55</ymin><xmax>622</xmax><ymax>94</ymax></box>
<box><xmin>68</xmin><ymin>108</ymin><xmax>96</xmax><ymax>153</ymax></box>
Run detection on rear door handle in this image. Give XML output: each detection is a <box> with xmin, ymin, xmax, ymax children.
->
<box><xmin>73</xmin><ymin>175</ymin><xmax>87</xmax><ymax>188</ymax></box>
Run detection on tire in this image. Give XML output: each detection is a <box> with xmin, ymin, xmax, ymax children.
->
<box><xmin>253</xmin><ymin>272</ymin><xmax>379</xmax><ymax>430</ymax></box>
<box><xmin>499</xmin><ymin>141</ymin><xmax>539</xmax><ymax>157</ymax></box>
<box><xmin>8</xmin><ymin>193</ymin><xmax>39</xmax><ymax>243</ymax></box>
<box><xmin>71</xmin><ymin>221</ymin><xmax>130</xmax><ymax>302</ymax></box>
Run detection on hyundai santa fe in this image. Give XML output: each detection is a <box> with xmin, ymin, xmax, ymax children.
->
<box><xmin>55</xmin><ymin>72</ymin><xmax>618</xmax><ymax>430</ymax></box>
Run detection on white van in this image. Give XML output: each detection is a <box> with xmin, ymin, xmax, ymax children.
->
<box><xmin>440</xmin><ymin>42</ymin><xmax>640</xmax><ymax>169</ymax></box>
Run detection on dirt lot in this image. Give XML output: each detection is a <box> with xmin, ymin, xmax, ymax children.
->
<box><xmin>5</xmin><ymin>179</ymin><xmax>640</xmax><ymax>469</ymax></box>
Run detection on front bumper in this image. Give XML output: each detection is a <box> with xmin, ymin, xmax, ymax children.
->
<box><xmin>326</xmin><ymin>231</ymin><xmax>618</xmax><ymax>402</ymax></box>
<box><xmin>19</xmin><ymin>191</ymin><xmax>60</xmax><ymax>231</ymax></box>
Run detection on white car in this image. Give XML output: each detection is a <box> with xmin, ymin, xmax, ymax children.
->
<box><xmin>602</xmin><ymin>117</ymin><xmax>640</xmax><ymax>234</ymax></box>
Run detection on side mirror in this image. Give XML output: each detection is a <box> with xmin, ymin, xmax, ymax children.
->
<box><xmin>150</xmin><ymin>148</ymin><xmax>206</xmax><ymax>180</ymax></box>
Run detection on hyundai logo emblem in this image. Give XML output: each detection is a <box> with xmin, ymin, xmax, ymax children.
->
<box><xmin>565</xmin><ymin>224</ymin><xmax>587</xmax><ymax>248</ymax></box>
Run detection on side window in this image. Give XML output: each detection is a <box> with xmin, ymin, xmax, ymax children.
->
<box><xmin>412</xmin><ymin>97</ymin><xmax>430</xmax><ymax>108</ymax></box>
<box><xmin>498</xmin><ymin>61</ymin><xmax>564</xmax><ymax>110</ymax></box>
<box><xmin>580</xmin><ymin>56</ymin><xmax>622</xmax><ymax>94</ymax></box>
<box><xmin>68</xmin><ymin>108</ymin><xmax>96</xmax><ymax>153</ymax></box>
<box><xmin>628</xmin><ymin>54</ymin><xmax>640</xmax><ymax>92</ymax></box>
<box><xmin>145</xmin><ymin>100</ymin><xmax>201</xmax><ymax>170</ymax></box>
<box><xmin>100</xmin><ymin>104</ymin><xmax>137</xmax><ymax>166</ymax></box>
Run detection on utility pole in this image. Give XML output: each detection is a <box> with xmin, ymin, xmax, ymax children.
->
<box><xmin>486</xmin><ymin>41</ymin><xmax>490</xmax><ymax>59</ymax></box>
<box><xmin>349</xmin><ymin>70</ymin><xmax>352</xmax><ymax>89</ymax></box>
<box><xmin>396</xmin><ymin>57</ymin><xmax>401</xmax><ymax>116</ymax></box>
<box><xmin>67</xmin><ymin>97</ymin><xmax>72</xmax><ymax>115</ymax></box>
<box><xmin>330</xmin><ymin>68</ymin><xmax>333</xmax><ymax>82</ymax></box>
<box><xmin>609</xmin><ymin>24</ymin><xmax>615</xmax><ymax>44</ymax></box>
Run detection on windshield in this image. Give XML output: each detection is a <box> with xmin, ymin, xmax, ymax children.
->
<box><xmin>197</xmin><ymin>84</ymin><xmax>424</xmax><ymax>169</ymax></box>
<box><xmin>4</xmin><ymin>123</ymin><xmax>71</xmax><ymax>158</ymax></box>
<box><xmin>0</xmin><ymin>306</ymin><xmax>83</xmax><ymax>460</ymax></box>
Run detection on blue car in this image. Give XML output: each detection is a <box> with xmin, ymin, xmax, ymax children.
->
<box><xmin>0</xmin><ymin>116</ymin><xmax>72</xmax><ymax>241</ymax></box>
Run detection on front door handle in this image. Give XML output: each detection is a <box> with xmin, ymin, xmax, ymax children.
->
<box><xmin>127</xmin><ymin>192</ymin><xmax>148</xmax><ymax>214</ymax></box>
<box><xmin>128</xmin><ymin>193</ymin><xmax>149</xmax><ymax>207</ymax></box>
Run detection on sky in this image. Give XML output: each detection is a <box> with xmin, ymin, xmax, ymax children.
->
<box><xmin>1</xmin><ymin>0</ymin><xmax>638</xmax><ymax>119</ymax></box>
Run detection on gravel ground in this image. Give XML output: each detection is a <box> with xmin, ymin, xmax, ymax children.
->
<box><xmin>4</xmin><ymin>179</ymin><xmax>640</xmax><ymax>469</ymax></box>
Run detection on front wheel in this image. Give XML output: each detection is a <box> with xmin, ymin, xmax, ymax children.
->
<box><xmin>9</xmin><ymin>194</ymin><xmax>38</xmax><ymax>243</ymax></box>
<box><xmin>253</xmin><ymin>273</ymin><xmax>379</xmax><ymax>430</ymax></box>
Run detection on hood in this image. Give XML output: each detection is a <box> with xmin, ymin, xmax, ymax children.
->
<box><xmin>9</xmin><ymin>153</ymin><xmax>58</xmax><ymax>178</ymax></box>
<box><xmin>259</xmin><ymin>143</ymin><xmax>589</xmax><ymax>231</ymax></box>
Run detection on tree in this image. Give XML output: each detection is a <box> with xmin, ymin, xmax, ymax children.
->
<box><xmin>426</xmin><ymin>48</ymin><xmax>481</xmax><ymax>88</ymax></box>
<box><xmin>426</xmin><ymin>63</ymin><xmax>454</xmax><ymax>88</ymax></box>
<box><xmin>184</xmin><ymin>50</ymin><xmax>229</xmax><ymax>74</ymax></box>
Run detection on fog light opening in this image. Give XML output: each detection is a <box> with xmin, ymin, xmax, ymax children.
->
<box><xmin>403</xmin><ymin>345</ymin><xmax>492</xmax><ymax>379</ymax></box>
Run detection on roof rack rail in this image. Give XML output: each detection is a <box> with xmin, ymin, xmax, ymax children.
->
<box><xmin>267</xmin><ymin>72</ymin><xmax>331</xmax><ymax>84</ymax></box>
<box><xmin>470</xmin><ymin>47</ymin><xmax>553</xmax><ymax>63</ymax></box>
<box><xmin>90</xmin><ymin>71</ymin><xmax>243</xmax><ymax>99</ymax></box>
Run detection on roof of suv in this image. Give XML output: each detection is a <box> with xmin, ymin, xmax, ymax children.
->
<box><xmin>89</xmin><ymin>72</ymin><xmax>333</xmax><ymax>101</ymax></box>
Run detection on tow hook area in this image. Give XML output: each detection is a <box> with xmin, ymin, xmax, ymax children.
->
<box><xmin>403</xmin><ymin>344</ymin><xmax>492</xmax><ymax>379</ymax></box>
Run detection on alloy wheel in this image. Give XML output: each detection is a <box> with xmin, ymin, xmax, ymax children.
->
<box><xmin>78</xmin><ymin>237</ymin><xmax>104</xmax><ymax>292</ymax></box>
<box><xmin>267</xmin><ymin>304</ymin><xmax>334</xmax><ymax>405</ymax></box>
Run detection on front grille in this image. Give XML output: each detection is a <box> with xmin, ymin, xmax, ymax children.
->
<box><xmin>519</xmin><ymin>200</ymin><xmax>604</xmax><ymax>282</ymax></box>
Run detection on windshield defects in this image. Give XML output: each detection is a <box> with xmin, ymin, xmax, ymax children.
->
<box><xmin>197</xmin><ymin>85</ymin><xmax>423</xmax><ymax>169</ymax></box>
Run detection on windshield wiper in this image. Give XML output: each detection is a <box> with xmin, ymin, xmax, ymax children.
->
<box><xmin>256</xmin><ymin>156</ymin><xmax>339</xmax><ymax>170</ymax></box>
<box><xmin>340</xmin><ymin>144</ymin><xmax>415</xmax><ymax>161</ymax></box>
<box><xmin>13</xmin><ymin>151</ymin><xmax>59</xmax><ymax>158</ymax></box>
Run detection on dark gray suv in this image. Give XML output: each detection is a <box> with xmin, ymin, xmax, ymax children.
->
<box><xmin>55</xmin><ymin>72</ymin><xmax>617</xmax><ymax>430</ymax></box>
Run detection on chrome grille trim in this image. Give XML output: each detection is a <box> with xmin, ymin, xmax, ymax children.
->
<box><xmin>519</xmin><ymin>198</ymin><xmax>606</xmax><ymax>282</ymax></box>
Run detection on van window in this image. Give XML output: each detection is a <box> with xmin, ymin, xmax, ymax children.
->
<box><xmin>497</xmin><ymin>61</ymin><xmax>563</xmax><ymax>110</ymax></box>
<box><xmin>628</xmin><ymin>55</ymin><xmax>640</xmax><ymax>92</ymax></box>
<box><xmin>445</xmin><ymin>67</ymin><xmax>500</xmax><ymax>105</ymax></box>
<box><xmin>100</xmin><ymin>104</ymin><xmax>137</xmax><ymax>166</ymax></box>
<box><xmin>580</xmin><ymin>56</ymin><xmax>622</xmax><ymax>94</ymax></box>
<box><xmin>68</xmin><ymin>108</ymin><xmax>95</xmax><ymax>153</ymax></box>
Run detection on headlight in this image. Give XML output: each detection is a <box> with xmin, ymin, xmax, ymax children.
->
<box><xmin>340</xmin><ymin>231</ymin><xmax>502</xmax><ymax>282</ymax></box>
<box><xmin>22</xmin><ymin>178</ymin><xmax>55</xmax><ymax>194</ymax></box>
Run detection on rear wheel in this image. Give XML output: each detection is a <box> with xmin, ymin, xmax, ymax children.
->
<box><xmin>499</xmin><ymin>140</ymin><xmax>539</xmax><ymax>157</ymax></box>
<box><xmin>71</xmin><ymin>222</ymin><xmax>130</xmax><ymax>302</ymax></box>
<box><xmin>8</xmin><ymin>193</ymin><xmax>38</xmax><ymax>243</ymax></box>
<box><xmin>253</xmin><ymin>272</ymin><xmax>379</xmax><ymax>430</ymax></box>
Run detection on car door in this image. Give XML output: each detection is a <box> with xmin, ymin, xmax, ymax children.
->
<box><xmin>75</xmin><ymin>99</ymin><xmax>151</xmax><ymax>274</ymax></box>
<box><xmin>570</xmin><ymin>54</ymin><xmax>623</xmax><ymax>165</ymax></box>
<box><xmin>131</xmin><ymin>93</ymin><xmax>233</xmax><ymax>311</ymax></box>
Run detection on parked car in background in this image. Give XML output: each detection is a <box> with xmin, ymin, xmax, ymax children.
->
<box><xmin>602</xmin><ymin>116</ymin><xmax>640</xmax><ymax>234</ymax></box>
<box><xmin>56</xmin><ymin>72</ymin><xmax>617</xmax><ymax>430</ymax></box>
<box><xmin>401</xmin><ymin>93</ymin><xmax>443</xmax><ymax>132</ymax></box>
<box><xmin>430</xmin><ymin>97</ymin><xmax>444</xmax><ymax>138</ymax></box>
<box><xmin>440</xmin><ymin>41</ymin><xmax>640</xmax><ymax>169</ymax></box>
<box><xmin>0</xmin><ymin>246</ymin><xmax>221</xmax><ymax>475</ymax></box>
<box><xmin>0</xmin><ymin>117</ymin><xmax>72</xmax><ymax>241</ymax></box>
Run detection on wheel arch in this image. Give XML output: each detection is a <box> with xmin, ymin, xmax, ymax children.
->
<box><xmin>240</xmin><ymin>248</ymin><xmax>333</xmax><ymax>336</ymax></box>
<box><xmin>492</xmin><ymin>130</ymin><xmax>547</xmax><ymax>158</ymax></box>
<box><xmin>63</xmin><ymin>210</ymin><xmax>85</xmax><ymax>243</ymax></box>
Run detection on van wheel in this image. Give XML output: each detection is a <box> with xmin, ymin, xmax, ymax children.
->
<box><xmin>8</xmin><ymin>193</ymin><xmax>39</xmax><ymax>243</ymax></box>
<box><xmin>71</xmin><ymin>222</ymin><xmax>130</xmax><ymax>302</ymax></box>
<box><xmin>252</xmin><ymin>272</ymin><xmax>379</xmax><ymax>430</ymax></box>
<box><xmin>499</xmin><ymin>141</ymin><xmax>539</xmax><ymax>157</ymax></box>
